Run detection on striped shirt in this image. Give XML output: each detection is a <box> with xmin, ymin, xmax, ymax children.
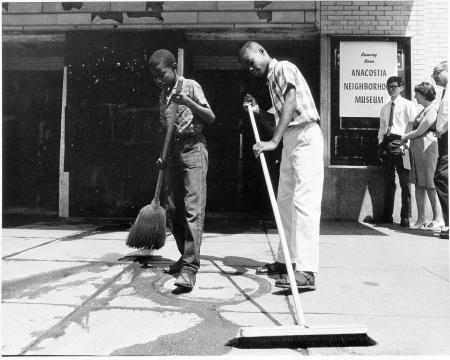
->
<box><xmin>160</xmin><ymin>76</ymin><xmax>210</xmax><ymax>135</ymax></box>
<box><xmin>266</xmin><ymin>58</ymin><xmax>320</xmax><ymax>126</ymax></box>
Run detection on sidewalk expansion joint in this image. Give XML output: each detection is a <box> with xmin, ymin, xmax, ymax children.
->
<box><xmin>3</xmin><ymin>258</ymin><xmax>128</xmax><ymax>265</ymax></box>
<box><xmin>261</xmin><ymin>220</ymin><xmax>298</xmax><ymax>324</ymax></box>
<box><xmin>261</xmin><ymin>220</ymin><xmax>278</xmax><ymax>259</ymax></box>
<box><xmin>209</xmin><ymin>259</ymin><xmax>282</xmax><ymax>326</ymax></box>
<box><xmin>17</xmin><ymin>262</ymin><xmax>134</xmax><ymax>356</ymax></box>
<box><xmin>422</xmin><ymin>266</ymin><xmax>449</xmax><ymax>282</ymax></box>
<box><xmin>2</xmin><ymin>228</ymin><xmax>100</xmax><ymax>260</ymax></box>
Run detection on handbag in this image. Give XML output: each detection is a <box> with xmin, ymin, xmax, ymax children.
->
<box><xmin>387</xmin><ymin>136</ymin><xmax>403</xmax><ymax>155</ymax></box>
<box><xmin>402</xmin><ymin>148</ymin><xmax>411</xmax><ymax>170</ymax></box>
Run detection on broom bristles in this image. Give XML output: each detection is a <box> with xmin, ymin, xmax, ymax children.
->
<box><xmin>126</xmin><ymin>204</ymin><xmax>166</xmax><ymax>250</ymax></box>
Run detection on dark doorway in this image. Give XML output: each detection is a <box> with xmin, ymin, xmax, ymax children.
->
<box><xmin>2</xmin><ymin>71</ymin><xmax>62</xmax><ymax>217</ymax></box>
<box><xmin>65</xmin><ymin>31</ymin><xmax>185</xmax><ymax>218</ymax></box>
<box><xmin>194</xmin><ymin>70</ymin><xmax>279</xmax><ymax>215</ymax></box>
<box><xmin>63</xmin><ymin>32</ymin><xmax>319</xmax><ymax>219</ymax></box>
<box><xmin>190</xmin><ymin>38</ymin><xmax>320</xmax><ymax>215</ymax></box>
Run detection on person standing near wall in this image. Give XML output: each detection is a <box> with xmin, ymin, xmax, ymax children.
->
<box><xmin>239</xmin><ymin>41</ymin><xmax>323</xmax><ymax>290</ymax></box>
<box><xmin>432</xmin><ymin>61</ymin><xmax>448</xmax><ymax>239</ymax></box>
<box><xmin>378</xmin><ymin>76</ymin><xmax>416</xmax><ymax>227</ymax></box>
<box><xmin>401</xmin><ymin>82</ymin><xmax>444</xmax><ymax>231</ymax></box>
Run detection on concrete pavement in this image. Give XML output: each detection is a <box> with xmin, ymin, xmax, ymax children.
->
<box><xmin>2</xmin><ymin>217</ymin><xmax>449</xmax><ymax>357</ymax></box>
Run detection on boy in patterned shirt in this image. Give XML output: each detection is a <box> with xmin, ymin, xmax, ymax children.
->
<box><xmin>239</xmin><ymin>41</ymin><xmax>323</xmax><ymax>291</ymax></box>
<box><xmin>148</xmin><ymin>49</ymin><xmax>215</xmax><ymax>289</ymax></box>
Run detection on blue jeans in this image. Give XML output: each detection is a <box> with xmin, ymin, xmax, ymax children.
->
<box><xmin>165</xmin><ymin>133</ymin><xmax>208</xmax><ymax>273</ymax></box>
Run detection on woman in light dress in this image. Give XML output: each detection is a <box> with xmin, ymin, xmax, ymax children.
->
<box><xmin>402</xmin><ymin>82</ymin><xmax>445</xmax><ymax>231</ymax></box>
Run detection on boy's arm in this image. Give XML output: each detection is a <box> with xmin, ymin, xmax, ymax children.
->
<box><xmin>258</xmin><ymin>109</ymin><xmax>276</xmax><ymax>135</ymax></box>
<box><xmin>173</xmin><ymin>93</ymin><xmax>215</xmax><ymax>123</ymax></box>
<box><xmin>253</xmin><ymin>85</ymin><xmax>296</xmax><ymax>157</ymax></box>
<box><xmin>378</xmin><ymin>107</ymin><xmax>385</xmax><ymax>145</ymax></box>
<box><xmin>271</xmin><ymin>85</ymin><xmax>296</xmax><ymax>145</ymax></box>
<box><xmin>243</xmin><ymin>94</ymin><xmax>275</xmax><ymax>134</ymax></box>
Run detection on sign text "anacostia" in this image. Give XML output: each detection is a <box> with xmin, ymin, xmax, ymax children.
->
<box><xmin>339</xmin><ymin>42</ymin><xmax>397</xmax><ymax>117</ymax></box>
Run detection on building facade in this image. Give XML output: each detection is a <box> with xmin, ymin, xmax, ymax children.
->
<box><xmin>2</xmin><ymin>1</ymin><xmax>448</xmax><ymax>221</ymax></box>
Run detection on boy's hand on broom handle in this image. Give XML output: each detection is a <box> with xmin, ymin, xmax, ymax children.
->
<box><xmin>172</xmin><ymin>93</ymin><xmax>190</xmax><ymax>106</ymax></box>
<box><xmin>244</xmin><ymin>94</ymin><xmax>277</xmax><ymax>157</ymax></box>
<box><xmin>253</xmin><ymin>140</ymin><xmax>277</xmax><ymax>158</ymax></box>
<box><xmin>156</xmin><ymin>157</ymin><xmax>167</xmax><ymax>169</ymax></box>
<box><xmin>243</xmin><ymin>94</ymin><xmax>260</xmax><ymax>115</ymax></box>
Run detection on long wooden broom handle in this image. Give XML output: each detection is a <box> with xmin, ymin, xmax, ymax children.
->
<box><xmin>153</xmin><ymin>79</ymin><xmax>184</xmax><ymax>204</ymax></box>
<box><xmin>247</xmin><ymin>105</ymin><xmax>307</xmax><ymax>326</ymax></box>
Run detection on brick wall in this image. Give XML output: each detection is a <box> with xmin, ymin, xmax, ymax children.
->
<box><xmin>2</xmin><ymin>1</ymin><xmax>318</xmax><ymax>29</ymax></box>
<box><xmin>413</xmin><ymin>0</ymin><xmax>448</xmax><ymax>88</ymax></box>
<box><xmin>320</xmin><ymin>1</ymin><xmax>415</xmax><ymax>35</ymax></box>
<box><xmin>3</xmin><ymin>1</ymin><xmax>447</xmax><ymax>113</ymax></box>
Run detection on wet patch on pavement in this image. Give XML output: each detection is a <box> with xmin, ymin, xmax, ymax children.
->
<box><xmin>24</xmin><ymin>307</ymin><xmax>204</xmax><ymax>356</ymax></box>
<box><xmin>154</xmin><ymin>272</ymin><xmax>271</xmax><ymax>305</ymax></box>
<box><xmin>15</xmin><ymin>262</ymin><xmax>257</xmax><ymax>356</ymax></box>
<box><xmin>2</xmin><ymin>262</ymin><xmax>128</xmax><ymax>306</ymax></box>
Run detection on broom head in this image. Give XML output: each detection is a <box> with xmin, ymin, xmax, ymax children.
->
<box><xmin>229</xmin><ymin>324</ymin><xmax>374</xmax><ymax>348</ymax></box>
<box><xmin>126</xmin><ymin>202</ymin><xmax>166</xmax><ymax>250</ymax></box>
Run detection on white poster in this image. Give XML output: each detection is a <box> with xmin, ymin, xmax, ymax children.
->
<box><xmin>339</xmin><ymin>41</ymin><xmax>398</xmax><ymax>117</ymax></box>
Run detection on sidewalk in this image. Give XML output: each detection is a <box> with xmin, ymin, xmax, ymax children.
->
<box><xmin>2</xmin><ymin>218</ymin><xmax>449</xmax><ymax>357</ymax></box>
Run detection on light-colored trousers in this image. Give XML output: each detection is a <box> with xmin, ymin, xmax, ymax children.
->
<box><xmin>276</xmin><ymin>121</ymin><xmax>324</xmax><ymax>273</ymax></box>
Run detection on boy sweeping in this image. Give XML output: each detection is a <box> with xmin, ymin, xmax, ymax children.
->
<box><xmin>239</xmin><ymin>41</ymin><xmax>323</xmax><ymax>291</ymax></box>
<box><xmin>148</xmin><ymin>49</ymin><xmax>215</xmax><ymax>289</ymax></box>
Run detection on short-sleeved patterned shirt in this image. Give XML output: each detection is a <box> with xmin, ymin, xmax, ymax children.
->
<box><xmin>266</xmin><ymin>58</ymin><xmax>320</xmax><ymax>126</ymax></box>
<box><xmin>160</xmin><ymin>76</ymin><xmax>210</xmax><ymax>135</ymax></box>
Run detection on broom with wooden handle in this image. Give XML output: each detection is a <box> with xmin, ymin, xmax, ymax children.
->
<box><xmin>126</xmin><ymin>79</ymin><xmax>183</xmax><ymax>250</ymax></box>
<box><xmin>231</xmin><ymin>105</ymin><xmax>372</xmax><ymax>348</ymax></box>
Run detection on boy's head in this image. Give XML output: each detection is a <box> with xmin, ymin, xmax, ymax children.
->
<box><xmin>432</xmin><ymin>61</ymin><xmax>448</xmax><ymax>88</ymax></box>
<box><xmin>148</xmin><ymin>49</ymin><xmax>177</xmax><ymax>89</ymax></box>
<box><xmin>238</xmin><ymin>41</ymin><xmax>271</xmax><ymax>78</ymax></box>
<box><xmin>386</xmin><ymin>76</ymin><xmax>404</xmax><ymax>99</ymax></box>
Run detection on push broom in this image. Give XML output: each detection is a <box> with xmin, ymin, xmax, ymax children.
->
<box><xmin>231</xmin><ymin>105</ymin><xmax>372</xmax><ymax>348</ymax></box>
<box><xmin>126</xmin><ymin>79</ymin><xmax>183</xmax><ymax>250</ymax></box>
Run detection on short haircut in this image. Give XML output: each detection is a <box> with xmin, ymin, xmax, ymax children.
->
<box><xmin>435</xmin><ymin>61</ymin><xmax>448</xmax><ymax>71</ymax></box>
<box><xmin>414</xmin><ymin>82</ymin><xmax>436</xmax><ymax>101</ymax></box>
<box><xmin>148</xmin><ymin>49</ymin><xmax>176</xmax><ymax>69</ymax></box>
<box><xmin>238</xmin><ymin>41</ymin><xmax>264</xmax><ymax>62</ymax></box>
<box><xmin>387</xmin><ymin>76</ymin><xmax>404</xmax><ymax>87</ymax></box>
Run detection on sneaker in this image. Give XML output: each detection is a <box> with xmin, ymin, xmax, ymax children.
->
<box><xmin>255</xmin><ymin>262</ymin><xmax>296</xmax><ymax>275</ymax></box>
<box><xmin>163</xmin><ymin>259</ymin><xmax>182</xmax><ymax>275</ymax></box>
<box><xmin>174</xmin><ymin>267</ymin><xmax>196</xmax><ymax>288</ymax></box>
<box><xmin>275</xmin><ymin>271</ymin><xmax>316</xmax><ymax>290</ymax></box>
<box><xmin>421</xmin><ymin>220</ymin><xmax>445</xmax><ymax>231</ymax></box>
<box><xmin>410</xmin><ymin>220</ymin><xmax>429</xmax><ymax>230</ymax></box>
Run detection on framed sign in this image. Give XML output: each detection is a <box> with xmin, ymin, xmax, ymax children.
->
<box><xmin>339</xmin><ymin>41</ymin><xmax>397</xmax><ymax>117</ymax></box>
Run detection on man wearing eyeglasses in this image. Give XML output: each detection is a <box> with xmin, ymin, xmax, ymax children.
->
<box><xmin>432</xmin><ymin>61</ymin><xmax>448</xmax><ymax>239</ymax></box>
<box><xmin>378</xmin><ymin>76</ymin><xmax>416</xmax><ymax>226</ymax></box>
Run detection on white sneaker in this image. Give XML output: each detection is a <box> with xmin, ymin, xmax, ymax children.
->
<box><xmin>410</xmin><ymin>220</ymin><xmax>428</xmax><ymax>230</ymax></box>
<box><xmin>421</xmin><ymin>220</ymin><xmax>445</xmax><ymax>231</ymax></box>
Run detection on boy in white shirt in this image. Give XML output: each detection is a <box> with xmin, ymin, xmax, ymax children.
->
<box><xmin>378</xmin><ymin>76</ymin><xmax>416</xmax><ymax>227</ymax></box>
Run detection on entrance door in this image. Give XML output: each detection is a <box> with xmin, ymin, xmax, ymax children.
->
<box><xmin>194</xmin><ymin>70</ymin><xmax>280</xmax><ymax>215</ymax></box>
<box><xmin>189</xmin><ymin>38</ymin><xmax>320</xmax><ymax>216</ymax></box>
<box><xmin>3</xmin><ymin>71</ymin><xmax>62</xmax><ymax>216</ymax></box>
<box><xmin>65</xmin><ymin>31</ymin><xmax>186</xmax><ymax>218</ymax></box>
